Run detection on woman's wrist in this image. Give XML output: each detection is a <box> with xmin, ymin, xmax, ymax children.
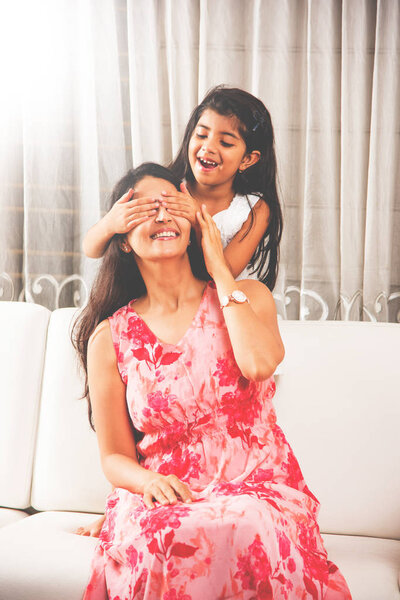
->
<box><xmin>213</xmin><ymin>266</ymin><xmax>237</xmax><ymax>296</ymax></box>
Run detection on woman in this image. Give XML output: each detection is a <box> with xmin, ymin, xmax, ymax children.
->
<box><xmin>74</xmin><ymin>162</ymin><xmax>351</xmax><ymax>599</ymax></box>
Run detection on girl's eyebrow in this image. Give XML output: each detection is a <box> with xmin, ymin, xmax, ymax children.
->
<box><xmin>196</xmin><ymin>122</ymin><xmax>240</xmax><ymax>140</ymax></box>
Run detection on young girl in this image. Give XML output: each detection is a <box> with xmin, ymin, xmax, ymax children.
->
<box><xmin>77</xmin><ymin>86</ymin><xmax>283</xmax><ymax>538</ymax></box>
<box><xmin>82</xmin><ymin>85</ymin><xmax>283</xmax><ymax>289</ymax></box>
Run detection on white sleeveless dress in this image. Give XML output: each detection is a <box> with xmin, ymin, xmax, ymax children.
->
<box><xmin>212</xmin><ymin>193</ymin><xmax>260</xmax><ymax>280</ymax></box>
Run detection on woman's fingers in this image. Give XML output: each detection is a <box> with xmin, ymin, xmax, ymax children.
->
<box><xmin>142</xmin><ymin>475</ymin><xmax>194</xmax><ymax>510</ymax></box>
<box><xmin>180</xmin><ymin>182</ymin><xmax>190</xmax><ymax>195</ymax></box>
<box><xmin>143</xmin><ymin>491</ymin><xmax>155</xmax><ymax>509</ymax></box>
<box><xmin>170</xmin><ymin>481</ymin><xmax>193</xmax><ymax>503</ymax></box>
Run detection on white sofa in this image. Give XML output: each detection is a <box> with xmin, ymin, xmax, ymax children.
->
<box><xmin>0</xmin><ymin>301</ymin><xmax>399</xmax><ymax>600</ymax></box>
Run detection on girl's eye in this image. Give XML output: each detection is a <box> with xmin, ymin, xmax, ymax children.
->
<box><xmin>195</xmin><ymin>133</ymin><xmax>207</xmax><ymax>139</ymax></box>
<box><xmin>221</xmin><ymin>141</ymin><xmax>234</xmax><ymax>148</ymax></box>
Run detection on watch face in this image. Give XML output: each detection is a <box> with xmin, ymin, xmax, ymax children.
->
<box><xmin>221</xmin><ymin>295</ymin><xmax>229</xmax><ymax>307</ymax></box>
<box><xmin>232</xmin><ymin>290</ymin><xmax>247</xmax><ymax>303</ymax></box>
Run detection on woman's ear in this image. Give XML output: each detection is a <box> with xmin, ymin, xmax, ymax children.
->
<box><xmin>119</xmin><ymin>238</ymin><xmax>132</xmax><ymax>253</ymax></box>
<box><xmin>239</xmin><ymin>150</ymin><xmax>261</xmax><ymax>172</ymax></box>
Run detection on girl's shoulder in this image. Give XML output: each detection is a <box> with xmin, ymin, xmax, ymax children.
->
<box><xmin>212</xmin><ymin>193</ymin><xmax>264</xmax><ymax>247</ymax></box>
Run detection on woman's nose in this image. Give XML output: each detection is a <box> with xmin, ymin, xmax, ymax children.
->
<box><xmin>155</xmin><ymin>204</ymin><xmax>171</xmax><ymax>222</ymax></box>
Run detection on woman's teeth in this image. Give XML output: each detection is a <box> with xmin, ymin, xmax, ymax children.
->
<box><xmin>151</xmin><ymin>231</ymin><xmax>178</xmax><ymax>240</ymax></box>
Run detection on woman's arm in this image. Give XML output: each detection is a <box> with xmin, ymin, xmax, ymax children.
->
<box><xmin>222</xmin><ymin>199</ymin><xmax>270</xmax><ymax>278</ymax></box>
<box><xmin>197</xmin><ymin>205</ymin><xmax>284</xmax><ymax>381</ymax></box>
<box><xmin>88</xmin><ymin>320</ymin><xmax>194</xmax><ymax>507</ymax></box>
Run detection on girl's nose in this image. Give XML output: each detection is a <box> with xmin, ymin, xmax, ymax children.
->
<box><xmin>155</xmin><ymin>204</ymin><xmax>171</xmax><ymax>222</ymax></box>
<box><xmin>201</xmin><ymin>137</ymin><xmax>217</xmax><ymax>155</ymax></box>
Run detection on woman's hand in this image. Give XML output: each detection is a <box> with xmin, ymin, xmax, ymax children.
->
<box><xmin>196</xmin><ymin>204</ymin><xmax>230</xmax><ymax>280</ymax></box>
<box><xmin>160</xmin><ymin>182</ymin><xmax>200</xmax><ymax>227</ymax></box>
<box><xmin>142</xmin><ymin>473</ymin><xmax>194</xmax><ymax>509</ymax></box>
<box><xmin>104</xmin><ymin>189</ymin><xmax>159</xmax><ymax>235</ymax></box>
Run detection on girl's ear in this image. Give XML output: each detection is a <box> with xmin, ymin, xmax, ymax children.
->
<box><xmin>239</xmin><ymin>150</ymin><xmax>261</xmax><ymax>172</ymax></box>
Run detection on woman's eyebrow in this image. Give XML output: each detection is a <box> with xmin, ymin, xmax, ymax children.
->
<box><xmin>196</xmin><ymin>123</ymin><xmax>240</xmax><ymax>140</ymax></box>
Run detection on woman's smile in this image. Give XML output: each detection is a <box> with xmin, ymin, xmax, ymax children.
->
<box><xmin>150</xmin><ymin>228</ymin><xmax>180</xmax><ymax>241</ymax></box>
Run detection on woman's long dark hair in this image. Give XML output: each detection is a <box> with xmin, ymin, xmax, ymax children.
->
<box><xmin>73</xmin><ymin>162</ymin><xmax>209</xmax><ymax>431</ymax></box>
<box><xmin>170</xmin><ymin>85</ymin><xmax>283</xmax><ymax>291</ymax></box>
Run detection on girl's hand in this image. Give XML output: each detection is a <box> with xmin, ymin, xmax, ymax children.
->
<box><xmin>104</xmin><ymin>189</ymin><xmax>159</xmax><ymax>235</ymax></box>
<box><xmin>196</xmin><ymin>204</ymin><xmax>229</xmax><ymax>280</ymax></box>
<box><xmin>142</xmin><ymin>473</ymin><xmax>194</xmax><ymax>509</ymax></box>
<box><xmin>160</xmin><ymin>182</ymin><xmax>200</xmax><ymax>226</ymax></box>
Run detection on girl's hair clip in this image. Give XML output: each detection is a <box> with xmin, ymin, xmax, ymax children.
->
<box><xmin>251</xmin><ymin>111</ymin><xmax>264</xmax><ymax>133</ymax></box>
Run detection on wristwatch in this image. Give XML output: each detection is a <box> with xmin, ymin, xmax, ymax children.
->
<box><xmin>220</xmin><ymin>290</ymin><xmax>249</xmax><ymax>309</ymax></box>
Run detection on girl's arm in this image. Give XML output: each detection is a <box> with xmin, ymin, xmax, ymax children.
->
<box><xmin>197</xmin><ymin>205</ymin><xmax>284</xmax><ymax>381</ymax></box>
<box><xmin>161</xmin><ymin>190</ymin><xmax>270</xmax><ymax>279</ymax></box>
<box><xmin>83</xmin><ymin>190</ymin><xmax>159</xmax><ymax>258</ymax></box>
<box><xmin>222</xmin><ymin>199</ymin><xmax>270</xmax><ymax>278</ymax></box>
<box><xmin>87</xmin><ymin>320</ymin><xmax>194</xmax><ymax>508</ymax></box>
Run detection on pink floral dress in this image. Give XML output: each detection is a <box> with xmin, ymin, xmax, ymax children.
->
<box><xmin>83</xmin><ymin>282</ymin><xmax>351</xmax><ymax>600</ymax></box>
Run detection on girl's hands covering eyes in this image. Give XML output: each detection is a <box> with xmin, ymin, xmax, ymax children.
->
<box><xmin>105</xmin><ymin>189</ymin><xmax>160</xmax><ymax>235</ymax></box>
<box><xmin>160</xmin><ymin>183</ymin><xmax>200</xmax><ymax>226</ymax></box>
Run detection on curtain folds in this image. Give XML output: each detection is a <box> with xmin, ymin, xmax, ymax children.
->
<box><xmin>0</xmin><ymin>0</ymin><xmax>399</xmax><ymax>321</ymax></box>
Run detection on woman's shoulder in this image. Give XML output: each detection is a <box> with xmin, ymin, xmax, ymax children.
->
<box><xmin>89</xmin><ymin>302</ymin><xmax>134</xmax><ymax>348</ymax></box>
<box><xmin>88</xmin><ymin>319</ymin><xmax>114</xmax><ymax>363</ymax></box>
<box><xmin>237</xmin><ymin>279</ymin><xmax>275</xmax><ymax>309</ymax></box>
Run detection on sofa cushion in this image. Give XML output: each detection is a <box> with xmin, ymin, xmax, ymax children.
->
<box><xmin>0</xmin><ymin>507</ymin><xmax>29</xmax><ymax>528</ymax></box>
<box><xmin>322</xmin><ymin>533</ymin><xmax>400</xmax><ymax>600</ymax></box>
<box><xmin>0</xmin><ymin>511</ymin><xmax>98</xmax><ymax>600</ymax></box>
<box><xmin>0</xmin><ymin>511</ymin><xmax>398</xmax><ymax>600</ymax></box>
<box><xmin>0</xmin><ymin>302</ymin><xmax>50</xmax><ymax>509</ymax></box>
<box><xmin>275</xmin><ymin>321</ymin><xmax>400</xmax><ymax>540</ymax></box>
<box><xmin>31</xmin><ymin>308</ymin><xmax>111</xmax><ymax>513</ymax></box>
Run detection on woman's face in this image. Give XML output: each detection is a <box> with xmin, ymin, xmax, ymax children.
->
<box><xmin>188</xmin><ymin>108</ymin><xmax>249</xmax><ymax>187</ymax></box>
<box><xmin>124</xmin><ymin>176</ymin><xmax>191</xmax><ymax>262</ymax></box>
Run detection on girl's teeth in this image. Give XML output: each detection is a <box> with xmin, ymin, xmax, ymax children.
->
<box><xmin>199</xmin><ymin>158</ymin><xmax>217</xmax><ymax>167</ymax></box>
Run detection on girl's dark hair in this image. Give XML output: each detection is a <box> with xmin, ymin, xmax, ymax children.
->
<box><xmin>72</xmin><ymin>162</ymin><xmax>209</xmax><ymax>432</ymax></box>
<box><xmin>170</xmin><ymin>85</ymin><xmax>283</xmax><ymax>290</ymax></box>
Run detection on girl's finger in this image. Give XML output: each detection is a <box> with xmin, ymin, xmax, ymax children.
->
<box><xmin>124</xmin><ymin>208</ymin><xmax>158</xmax><ymax>220</ymax></box>
<box><xmin>126</xmin><ymin>197</ymin><xmax>158</xmax><ymax>208</ymax></box>
<box><xmin>164</xmin><ymin>210</ymin><xmax>188</xmax><ymax>219</ymax></box>
<box><xmin>160</xmin><ymin>199</ymin><xmax>188</xmax><ymax>209</ymax></box>
<box><xmin>126</xmin><ymin>215</ymin><xmax>151</xmax><ymax>229</ymax></box>
<box><xmin>118</xmin><ymin>188</ymin><xmax>135</xmax><ymax>203</ymax></box>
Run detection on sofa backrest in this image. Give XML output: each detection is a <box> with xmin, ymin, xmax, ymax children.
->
<box><xmin>31</xmin><ymin>308</ymin><xmax>111</xmax><ymax>513</ymax></box>
<box><xmin>2</xmin><ymin>303</ymin><xmax>399</xmax><ymax>540</ymax></box>
<box><xmin>274</xmin><ymin>320</ymin><xmax>400</xmax><ymax>540</ymax></box>
<box><xmin>0</xmin><ymin>302</ymin><xmax>50</xmax><ymax>509</ymax></box>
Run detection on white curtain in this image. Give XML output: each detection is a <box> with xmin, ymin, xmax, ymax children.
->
<box><xmin>0</xmin><ymin>0</ymin><xmax>399</xmax><ymax>321</ymax></box>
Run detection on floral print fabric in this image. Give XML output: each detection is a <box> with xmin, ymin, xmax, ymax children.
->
<box><xmin>83</xmin><ymin>282</ymin><xmax>351</xmax><ymax>600</ymax></box>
